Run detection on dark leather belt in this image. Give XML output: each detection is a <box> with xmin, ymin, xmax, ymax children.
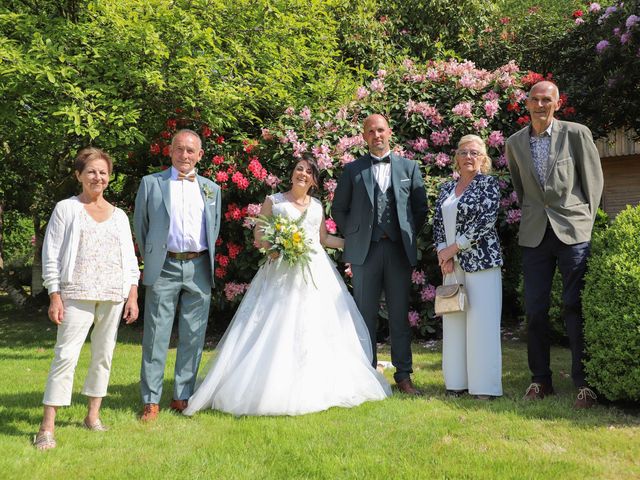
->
<box><xmin>167</xmin><ymin>250</ymin><xmax>207</xmax><ymax>261</ymax></box>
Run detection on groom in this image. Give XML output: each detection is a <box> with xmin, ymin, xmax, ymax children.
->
<box><xmin>332</xmin><ymin>114</ymin><xmax>428</xmax><ymax>395</ymax></box>
<box><xmin>134</xmin><ymin>129</ymin><xmax>221</xmax><ymax>421</ymax></box>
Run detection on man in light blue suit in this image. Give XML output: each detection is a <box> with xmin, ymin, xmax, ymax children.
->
<box><xmin>134</xmin><ymin>129</ymin><xmax>221</xmax><ymax>421</ymax></box>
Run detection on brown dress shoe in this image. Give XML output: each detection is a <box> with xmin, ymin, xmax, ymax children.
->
<box><xmin>396</xmin><ymin>378</ymin><xmax>422</xmax><ymax>396</ymax></box>
<box><xmin>574</xmin><ymin>387</ymin><xmax>597</xmax><ymax>409</ymax></box>
<box><xmin>523</xmin><ymin>382</ymin><xmax>554</xmax><ymax>400</ymax></box>
<box><xmin>169</xmin><ymin>399</ymin><xmax>188</xmax><ymax>412</ymax></box>
<box><xmin>140</xmin><ymin>403</ymin><xmax>160</xmax><ymax>422</ymax></box>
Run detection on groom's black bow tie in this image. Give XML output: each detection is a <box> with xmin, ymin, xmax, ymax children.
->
<box><xmin>371</xmin><ymin>156</ymin><xmax>390</xmax><ymax>164</ymax></box>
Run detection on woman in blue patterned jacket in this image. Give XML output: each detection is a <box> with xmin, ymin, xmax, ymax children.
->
<box><xmin>433</xmin><ymin>134</ymin><xmax>503</xmax><ymax>399</ymax></box>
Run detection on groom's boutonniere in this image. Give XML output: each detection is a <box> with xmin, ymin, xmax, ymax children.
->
<box><xmin>201</xmin><ymin>184</ymin><xmax>216</xmax><ymax>202</ymax></box>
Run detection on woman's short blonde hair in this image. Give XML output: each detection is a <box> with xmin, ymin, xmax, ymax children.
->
<box><xmin>74</xmin><ymin>147</ymin><xmax>113</xmax><ymax>174</ymax></box>
<box><xmin>454</xmin><ymin>134</ymin><xmax>492</xmax><ymax>174</ymax></box>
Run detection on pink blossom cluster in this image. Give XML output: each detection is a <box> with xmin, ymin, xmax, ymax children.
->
<box><xmin>299</xmin><ymin>106</ymin><xmax>311</xmax><ymax>122</ymax></box>
<box><xmin>370</xmin><ymin>79</ymin><xmax>385</xmax><ymax>92</ymax></box>
<box><xmin>335</xmin><ymin>107</ymin><xmax>348</xmax><ymax>121</ymax></box>
<box><xmin>411</xmin><ymin>269</ymin><xmax>426</xmax><ymax>285</ymax></box>
<box><xmin>248</xmin><ymin>157</ymin><xmax>267</xmax><ymax>181</ymax></box>
<box><xmin>506</xmin><ymin>208</ymin><xmax>522</xmax><ymax>224</ymax></box>
<box><xmin>420</xmin><ymin>284</ymin><xmax>437</xmax><ymax>302</ymax></box>
<box><xmin>325</xmin><ymin>218</ymin><xmax>337</xmax><ymax>234</ymax></box>
<box><xmin>452</xmin><ymin>101</ymin><xmax>474</xmax><ymax>118</ymax></box>
<box><xmin>265</xmin><ymin>173</ymin><xmax>281</xmax><ymax>188</ymax></box>
<box><xmin>340</xmin><ymin>152</ymin><xmax>355</xmax><ymax>165</ymax></box>
<box><xmin>242</xmin><ymin>202</ymin><xmax>262</xmax><ymax>228</ymax></box>
<box><xmin>356</xmin><ymin>87</ymin><xmax>369</xmax><ymax>99</ymax></box>
<box><xmin>500</xmin><ymin>191</ymin><xmax>519</xmax><ymax>208</ymax></box>
<box><xmin>474</xmin><ymin>118</ymin><xmax>489</xmax><ymax>131</ymax></box>
<box><xmin>231</xmin><ymin>171</ymin><xmax>249</xmax><ymax>190</ymax></box>
<box><xmin>280</xmin><ymin>129</ymin><xmax>298</xmax><ymax>144</ymax></box>
<box><xmin>430</xmin><ymin>128</ymin><xmax>453</xmax><ymax>146</ymax></box>
<box><xmin>434</xmin><ymin>152</ymin><xmax>451</xmax><ymax>167</ymax></box>
<box><xmin>483</xmin><ymin>90</ymin><xmax>500</xmax><ymax>101</ymax></box>
<box><xmin>484</xmin><ymin>99</ymin><xmax>500</xmax><ymax>118</ymax></box>
<box><xmin>324</xmin><ymin>178</ymin><xmax>338</xmax><ymax>193</ymax></box>
<box><xmin>494</xmin><ymin>153</ymin><xmax>508</xmax><ymax>168</ymax></box>
<box><xmin>312</xmin><ymin>144</ymin><xmax>333</xmax><ymax>170</ymax></box>
<box><xmin>224</xmin><ymin>282</ymin><xmax>250</xmax><ymax>301</ymax></box>
<box><xmin>487</xmin><ymin>130</ymin><xmax>505</xmax><ymax>148</ymax></box>
<box><xmin>405</xmin><ymin>100</ymin><xmax>443</xmax><ymax>125</ymax></box>
<box><xmin>284</xmin><ymin>107</ymin><xmax>295</xmax><ymax>116</ymax></box>
<box><xmin>292</xmin><ymin>141</ymin><xmax>308</xmax><ymax>158</ymax></box>
<box><xmin>336</xmin><ymin>134</ymin><xmax>365</xmax><ymax>153</ymax></box>
<box><xmin>408</xmin><ymin>310</ymin><xmax>420</xmax><ymax>327</ymax></box>
<box><xmin>408</xmin><ymin>137</ymin><xmax>429</xmax><ymax>152</ymax></box>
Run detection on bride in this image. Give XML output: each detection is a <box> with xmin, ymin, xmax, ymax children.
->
<box><xmin>183</xmin><ymin>154</ymin><xmax>391</xmax><ymax>416</ymax></box>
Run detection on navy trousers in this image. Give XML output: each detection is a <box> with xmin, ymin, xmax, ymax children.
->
<box><xmin>522</xmin><ymin>227</ymin><xmax>591</xmax><ymax>388</ymax></box>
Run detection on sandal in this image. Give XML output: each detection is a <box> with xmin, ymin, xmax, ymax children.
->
<box><xmin>33</xmin><ymin>431</ymin><xmax>56</xmax><ymax>450</ymax></box>
<box><xmin>83</xmin><ymin>418</ymin><xmax>109</xmax><ymax>432</ymax></box>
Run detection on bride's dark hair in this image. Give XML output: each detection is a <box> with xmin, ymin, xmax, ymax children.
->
<box><xmin>290</xmin><ymin>153</ymin><xmax>320</xmax><ymax>194</ymax></box>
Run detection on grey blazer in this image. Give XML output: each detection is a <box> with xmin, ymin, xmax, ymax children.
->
<box><xmin>133</xmin><ymin>169</ymin><xmax>222</xmax><ymax>286</ymax></box>
<box><xmin>505</xmin><ymin>119</ymin><xmax>604</xmax><ymax>248</ymax></box>
<box><xmin>332</xmin><ymin>153</ymin><xmax>428</xmax><ymax>266</ymax></box>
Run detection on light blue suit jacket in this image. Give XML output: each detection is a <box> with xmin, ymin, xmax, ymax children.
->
<box><xmin>133</xmin><ymin>168</ymin><xmax>221</xmax><ymax>286</ymax></box>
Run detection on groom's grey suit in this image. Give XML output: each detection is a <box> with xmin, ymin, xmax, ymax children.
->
<box><xmin>134</xmin><ymin>168</ymin><xmax>221</xmax><ymax>404</ymax></box>
<box><xmin>333</xmin><ymin>153</ymin><xmax>427</xmax><ymax>382</ymax></box>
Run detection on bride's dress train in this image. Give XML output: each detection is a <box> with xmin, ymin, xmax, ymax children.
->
<box><xmin>183</xmin><ymin>192</ymin><xmax>391</xmax><ymax>416</ymax></box>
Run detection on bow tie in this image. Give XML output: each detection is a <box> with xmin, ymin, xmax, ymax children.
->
<box><xmin>371</xmin><ymin>156</ymin><xmax>390</xmax><ymax>165</ymax></box>
<box><xmin>178</xmin><ymin>172</ymin><xmax>196</xmax><ymax>182</ymax></box>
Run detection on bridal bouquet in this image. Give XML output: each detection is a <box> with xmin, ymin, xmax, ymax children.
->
<box><xmin>253</xmin><ymin>213</ymin><xmax>316</xmax><ymax>285</ymax></box>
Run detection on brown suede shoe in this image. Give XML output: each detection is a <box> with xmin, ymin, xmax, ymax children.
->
<box><xmin>574</xmin><ymin>387</ymin><xmax>597</xmax><ymax>409</ymax></box>
<box><xmin>169</xmin><ymin>399</ymin><xmax>188</xmax><ymax>413</ymax></box>
<box><xmin>396</xmin><ymin>378</ymin><xmax>422</xmax><ymax>396</ymax></box>
<box><xmin>523</xmin><ymin>382</ymin><xmax>554</xmax><ymax>400</ymax></box>
<box><xmin>140</xmin><ymin>403</ymin><xmax>160</xmax><ymax>422</ymax></box>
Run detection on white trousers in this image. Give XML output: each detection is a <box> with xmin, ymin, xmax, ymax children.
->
<box><xmin>43</xmin><ymin>299</ymin><xmax>124</xmax><ymax>406</ymax></box>
<box><xmin>442</xmin><ymin>264</ymin><xmax>503</xmax><ymax>396</ymax></box>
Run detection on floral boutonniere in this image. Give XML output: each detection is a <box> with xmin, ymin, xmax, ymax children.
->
<box><xmin>201</xmin><ymin>184</ymin><xmax>216</xmax><ymax>202</ymax></box>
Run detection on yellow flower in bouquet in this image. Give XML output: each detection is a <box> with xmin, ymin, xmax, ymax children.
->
<box><xmin>252</xmin><ymin>212</ymin><xmax>316</xmax><ymax>285</ymax></box>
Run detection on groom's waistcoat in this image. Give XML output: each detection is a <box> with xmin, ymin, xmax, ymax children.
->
<box><xmin>372</xmin><ymin>179</ymin><xmax>400</xmax><ymax>242</ymax></box>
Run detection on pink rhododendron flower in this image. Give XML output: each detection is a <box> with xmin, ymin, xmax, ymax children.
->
<box><xmin>284</xmin><ymin>107</ymin><xmax>295</xmax><ymax>116</ymax></box>
<box><xmin>224</xmin><ymin>282</ymin><xmax>250</xmax><ymax>301</ymax></box>
<box><xmin>452</xmin><ymin>101</ymin><xmax>474</xmax><ymax>118</ymax></box>
<box><xmin>370</xmin><ymin>79</ymin><xmax>385</xmax><ymax>92</ymax></box>
<box><xmin>341</xmin><ymin>152</ymin><xmax>355</xmax><ymax>165</ymax></box>
<box><xmin>408</xmin><ymin>310</ymin><xmax>420</xmax><ymax>327</ymax></box>
<box><xmin>487</xmin><ymin>130</ymin><xmax>505</xmax><ymax>147</ymax></box>
<box><xmin>324</xmin><ymin>179</ymin><xmax>338</xmax><ymax>193</ymax></box>
<box><xmin>335</xmin><ymin>107</ymin><xmax>348</xmax><ymax>121</ymax></box>
<box><xmin>430</xmin><ymin>128</ymin><xmax>452</xmax><ymax>146</ymax></box>
<box><xmin>402</xmin><ymin>58</ymin><xmax>415</xmax><ymax>69</ymax></box>
<box><xmin>484</xmin><ymin>100</ymin><xmax>500</xmax><ymax>118</ymax></box>
<box><xmin>420</xmin><ymin>284</ymin><xmax>437</xmax><ymax>302</ymax></box>
<box><xmin>231</xmin><ymin>171</ymin><xmax>250</xmax><ymax>190</ymax></box>
<box><xmin>411</xmin><ymin>269</ymin><xmax>426</xmax><ymax>285</ymax></box>
<box><xmin>405</xmin><ymin>100</ymin><xmax>443</xmax><ymax>125</ymax></box>
<box><xmin>215</xmin><ymin>171</ymin><xmax>229</xmax><ymax>183</ymax></box>
<box><xmin>299</xmin><ymin>106</ymin><xmax>311</xmax><ymax>122</ymax></box>
<box><xmin>261</xmin><ymin>128</ymin><xmax>273</xmax><ymax>140</ymax></box>
<box><xmin>575</xmin><ymin>17</ymin><xmax>585</xmax><ymax>25</ymax></box>
<box><xmin>409</xmin><ymin>137</ymin><xmax>429</xmax><ymax>152</ymax></box>
<box><xmin>356</xmin><ymin>87</ymin><xmax>369</xmax><ymax>99</ymax></box>
<box><xmin>474</xmin><ymin>118</ymin><xmax>489</xmax><ymax>131</ymax></box>
<box><xmin>435</xmin><ymin>152</ymin><xmax>451</xmax><ymax>167</ymax></box>
<box><xmin>325</xmin><ymin>218</ymin><xmax>337</xmax><ymax>234</ymax></box>
<box><xmin>626</xmin><ymin>15</ymin><xmax>639</xmax><ymax>29</ymax></box>
<box><xmin>265</xmin><ymin>174</ymin><xmax>281</xmax><ymax>188</ymax></box>
<box><xmin>506</xmin><ymin>209</ymin><xmax>522</xmax><ymax>224</ymax></box>
<box><xmin>494</xmin><ymin>153</ymin><xmax>508</xmax><ymax>168</ymax></box>
<box><xmin>589</xmin><ymin>2</ymin><xmax>601</xmax><ymax>13</ymax></box>
<box><xmin>483</xmin><ymin>90</ymin><xmax>500</xmax><ymax>101</ymax></box>
<box><xmin>292</xmin><ymin>141</ymin><xmax>308</xmax><ymax>158</ymax></box>
<box><xmin>621</xmin><ymin>32</ymin><xmax>631</xmax><ymax>44</ymax></box>
<box><xmin>377</xmin><ymin>69</ymin><xmax>387</xmax><ymax>78</ymax></box>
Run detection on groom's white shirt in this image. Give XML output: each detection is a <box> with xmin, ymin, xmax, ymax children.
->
<box><xmin>168</xmin><ymin>166</ymin><xmax>207</xmax><ymax>253</ymax></box>
<box><xmin>370</xmin><ymin>150</ymin><xmax>391</xmax><ymax>193</ymax></box>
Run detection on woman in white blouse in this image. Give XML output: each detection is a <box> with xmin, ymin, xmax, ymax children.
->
<box><xmin>34</xmin><ymin>148</ymin><xmax>140</xmax><ymax>450</ymax></box>
<box><xmin>432</xmin><ymin>135</ymin><xmax>503</xmax><ymax>400</ymax></box>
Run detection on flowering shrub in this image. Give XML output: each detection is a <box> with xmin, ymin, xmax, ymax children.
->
<box><xmin>139</xmin><ymin>59</ymin><xmax>573</xmax><ymax>335</ymax></box>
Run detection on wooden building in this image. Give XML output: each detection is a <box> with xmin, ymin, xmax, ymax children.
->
<box><xmin>595</xmin><ymin>129</ymin><xmax>640</xmax><ymax>218</ymax></box>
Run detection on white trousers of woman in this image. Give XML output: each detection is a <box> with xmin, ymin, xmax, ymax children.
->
<box><xmin>442</xmin><ymin>263</ymin><xmax>503</xmax><ymax>396</ymax></box>
<box><xmin>43</xmin><ymin>299</ymin><xmax>124</xmax><ymax>406</ymax></box>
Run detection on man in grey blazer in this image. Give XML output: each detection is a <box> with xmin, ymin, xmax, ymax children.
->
<box><xmin>333</xmin><ymin>114</ymin><xmax>428</xmax><ymax>395</ymax></box>
<box><xmin>505</xmin><ymin>81</ymin><xmax>603</xmax><ymax>409</ymax></box>
<box><xmin>134</xmin><ymin>129</ymin><xmax>221</xmax><ymax>421</ymax></box>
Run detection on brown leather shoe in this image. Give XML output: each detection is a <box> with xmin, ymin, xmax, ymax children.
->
<box><xmin>574</xmin><ymin>387</ymin><xmax>597</xmax><ymax>409</ymax></box>
<box><xmin>396</xmin><ymin>378</ymin><xmax>422</xmax><ymax>396</ymax></box>
<box><xmin>523</xmin><ymin>382</ymin><xmax>554</xmax><ymax>400</ymax></box>
<box><xmin>169</xmin><ymin>399</ymin><xmax>188</xmax><ymax>412</ymax></box>
<box><xmin>140</xmin><ymin>403</ymin><xmax>160</xmax><ymax>422</ymax></box>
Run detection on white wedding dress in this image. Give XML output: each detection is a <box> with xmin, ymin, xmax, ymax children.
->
<box><xmin>183</xmin><ymin>192</ymin><xmax>391</xmax><ymax>416</ymax></box>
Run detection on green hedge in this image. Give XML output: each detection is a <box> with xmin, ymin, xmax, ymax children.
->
<box><xmin>583</xmin><ymin>205</ymin><xmax>640</xmax><ymax>401</ymax></box>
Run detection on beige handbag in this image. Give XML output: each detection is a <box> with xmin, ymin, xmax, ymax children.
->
<box><xmin>434</xmin><ymin>273</ymin><xmax>468</xmax><ymax>316</ymax></box>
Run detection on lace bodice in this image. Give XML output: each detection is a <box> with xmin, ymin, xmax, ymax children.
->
<box><xmin>269</xmin><ymin>192</ymin><xmax>323</xmax><ymax>247</ymax></box>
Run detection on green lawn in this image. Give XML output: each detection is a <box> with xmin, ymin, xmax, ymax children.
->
<box><xmin>1</xmin><ymin>298</ymin><xmax>638</xmax><ymax>479</ymax></box>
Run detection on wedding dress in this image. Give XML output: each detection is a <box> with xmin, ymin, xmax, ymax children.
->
<box><xmin>183</xmin><ymin>192</ymin><xmax>391</xmax><ymax>416</ymax></box>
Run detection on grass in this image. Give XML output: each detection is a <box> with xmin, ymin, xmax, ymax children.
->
<box><xmin>1</xmin><ymin>297</ymin><xmax>639</xmax><ymax>479</ymax></box>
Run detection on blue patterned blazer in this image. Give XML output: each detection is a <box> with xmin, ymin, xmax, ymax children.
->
<box><xmin>432</xmin><ymin>174</ymin><xmax>503</xmax><ymax>273</ymax></box>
